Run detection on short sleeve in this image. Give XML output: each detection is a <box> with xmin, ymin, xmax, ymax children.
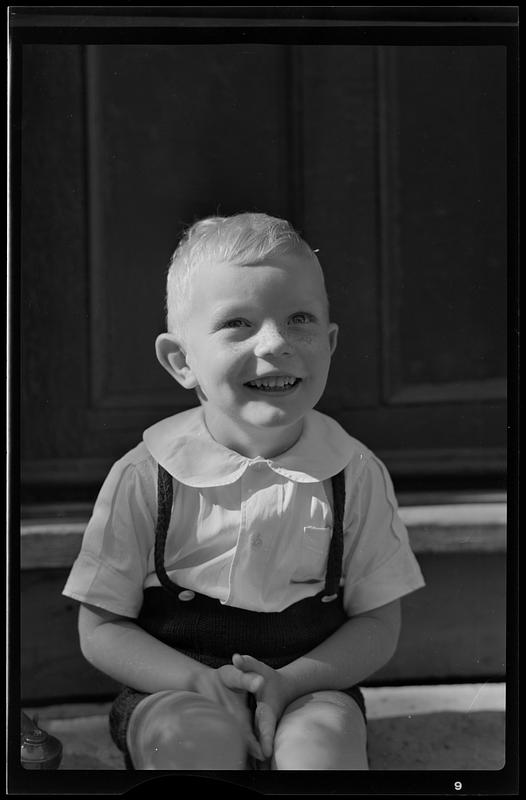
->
<box><xmin>342</xmin><ymin>454</ymin><xmax>425</xmax><ymax>616</ymax></box>
<box><xmin>62</xmin><ymin>449</ymin><xmax>157</xmax><ymax>618</ymax></box>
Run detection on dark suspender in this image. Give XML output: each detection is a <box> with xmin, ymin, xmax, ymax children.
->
<box><xmin>153</xmin><ymin>464</ymin><xmax>178</xmax><ymax>598</ymax></box>
<box><xmin>154</xmin><ymin>464</ymin><xmax>346</xmax><ymax>603</ymax></box>
<box><xmin>323</xmin><ymin>468</ymin><xmax>345</xmax><ymax>601</ymax></box>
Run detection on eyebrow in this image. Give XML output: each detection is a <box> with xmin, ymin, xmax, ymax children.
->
<box><xmin>211</xmin><ymin>301</ymin><xmax>324</xmax><ymax>317</ymax></box>
<box><xmin>209</xmin><ymin>304</ymin><xmax>253</xmax><ymax>321</ymax></box>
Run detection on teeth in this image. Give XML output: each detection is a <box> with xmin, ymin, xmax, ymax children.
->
<box><xmin>247</xmin><ymin>376</ymin><xmax>298</xmax><ymax>389</ymax></box>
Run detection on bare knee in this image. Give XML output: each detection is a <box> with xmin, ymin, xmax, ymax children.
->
<box><xmin>127</xmin><ymin>690</ymin><xmax>248</xmax><ymax>770</ymax></box>
<box><xmin>272</xmin><ymin>691</ymin><xmax>368</xmax><ymax>771</ymax></box>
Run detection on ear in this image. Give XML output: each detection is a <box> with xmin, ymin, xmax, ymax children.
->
<box><xmin>328</xmin><ymin>323</ymin><xmax>339</xmax><ymax>356</ymax></box>
<box><xmin>155</xmin><ymin>333</ymin><xmax>198</xmax><ymax>390</ymax></box>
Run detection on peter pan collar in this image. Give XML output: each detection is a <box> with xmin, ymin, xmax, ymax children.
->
<box><xmin>143</xmin><ymin>406</ymin><xmax>365</xmax><ymax>487</ymax></box>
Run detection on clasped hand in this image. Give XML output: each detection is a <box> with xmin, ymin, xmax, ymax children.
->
<box><xmin>195</xmin><ymin>653</ymin><xmax>288</xmax><ymax>761</ymax></box>
<box><xmin>227</xmin><ymin>653</ymin><xmax>293</xmax><ymax>760</ymax></box>
<box><xmin>194</xmin><ymin>654</ymin><xmax>293</xmax><ymax>761</ymax></box>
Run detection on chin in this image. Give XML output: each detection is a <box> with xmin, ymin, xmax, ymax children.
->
<box><xmin>243</xmin><ymin>406</ymin><xmax>305</xmax><ymax>430</ymax></box>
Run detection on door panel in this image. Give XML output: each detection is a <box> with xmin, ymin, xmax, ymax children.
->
<box><xmin>86</xmin><ymin>44</ymin><xmax>293</xmax><ymax>415</ymax></box>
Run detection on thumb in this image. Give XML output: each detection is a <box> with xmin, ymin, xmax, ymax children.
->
<box><xmin>255</xmin><ymin>701</ymin><xmax>277</xmax><ymax>759</ymax></box>
<box><xmin>219</xmin><ymin>663</ymin><xmax>263</xmax><ymax>694</ymax></box>
<box><xmin>232</xmin><ymin>653</ymin><xmax>267</xmax><ymax>675</ymax></box>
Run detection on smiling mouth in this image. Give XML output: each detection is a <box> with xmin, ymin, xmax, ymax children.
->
<box><xmin>245</xmin><ymin>376</ymin><xmax>301</xmax><ymax>393</ymax></box>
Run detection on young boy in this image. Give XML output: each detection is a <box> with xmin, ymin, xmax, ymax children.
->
<box><xmin>63</xmin><ymin>212</ymin><xmax>425</xmax><ymax>771</ymax></box>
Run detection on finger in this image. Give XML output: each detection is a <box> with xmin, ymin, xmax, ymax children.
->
<box><xmin>223</xmin><ymin>690</ymin><xmax>264</xmax><ymax>761</ymax></box>
<box><xmin>245</xmin><ymin>731</ymin><xmax>265</xmax><ymax>762</ymax></box>
<box><xmin>233</xmin><ymin>670</ymin><xmax>264</xmax><ymax>694</ymax></box>
<box><xmin>221</xmin><ymin>666</ymin><xmax>263</xmax><ymax>694</ymax></box>
<box><xmin>245</xmin><ymin>673</ymin><xmax>264</xmax><ymax>693</ymax></box>
<box><xmin>254</xmin><ymin>702</ymin><xmax>277</xmax><ymax>759</ymax></box>
<box><xmin>223</xmin><ymin>697</ymin><xmax>264</xmax><ymax>762</ymax></box>
<box><xmin>232</xmin><ymin>653</ymin><xmax>268</xmax><ymax>679</ymax></box>
<box><xmin>232</xmin><ymin>653</ymin><xmax>270</xmax><ymax>692</ymax></box>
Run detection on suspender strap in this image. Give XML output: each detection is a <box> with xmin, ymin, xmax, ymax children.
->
<box><xmin>153</xmin><ymin>464</ymin><xmax>346</xmax><ymax>602</ymax></box>
<box><xmin>153</xmin><ymin>464</ymin><xmax>180</xmax><ymax>598</ymax></box>
<box><xmin>322</xmin><ymin>468</ymin><xmax>345</xmax><ymax>600</ymax></box>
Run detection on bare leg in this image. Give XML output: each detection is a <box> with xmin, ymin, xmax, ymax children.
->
<box><xmin>127</xmin><ymin>690</ymin><xmax>248</xmax><ymax>770</ymax></box>
<box><xmin>271</xmin><ymin>690</ymin><xmax>368</xmax><ymax>770</ymax></box>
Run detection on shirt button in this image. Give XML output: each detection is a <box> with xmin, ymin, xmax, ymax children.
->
<box><xmin>178</xmin><ymin>590</ymin><xmax>195</xmax><ymax>601</ymax></box>
<box><xmin>252</xmin><ymin>534</ymin><xmax>263</xmax><ymax>548</ymax></box>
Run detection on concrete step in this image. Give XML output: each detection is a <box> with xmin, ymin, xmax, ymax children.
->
<box><xmin>19</xmin><ymin>499</ymin><xmax>507</xmax><ymax>569</ymax></box>
<box><xmin>21</xmin><ymin>683</ymin><xmax>505</xmax><ymax>771</ymax></box>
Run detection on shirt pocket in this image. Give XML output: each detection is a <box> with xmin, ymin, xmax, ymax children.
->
<box><xmin>291</xmin><ymin>526</ymin><xmax>332</xmax><ymax>583</ymax></box>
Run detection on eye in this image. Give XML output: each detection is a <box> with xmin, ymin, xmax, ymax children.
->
<box><xmin>289</xmin><ymin>312</ymin><xmax>314</xmax><ymax>325</ymax></box>
<box><xmin>223</xmin><ymin>318</ymin><xmax>249</xmax><ymax>329</ymax></box>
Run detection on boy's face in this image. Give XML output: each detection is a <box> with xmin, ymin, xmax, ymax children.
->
<box><xmin>180</xmin><ymin>246</ymin><xmax>338</xmax><ymax>446</ymax></box>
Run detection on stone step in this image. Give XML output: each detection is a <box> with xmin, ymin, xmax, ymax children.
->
<box><xmin>20</xmin><ymin>498</ymin><xmax>507</xmax><ymax>570</ymax></box>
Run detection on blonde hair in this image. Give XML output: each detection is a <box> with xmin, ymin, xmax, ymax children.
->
<box><xmin>165</xmin><ymin>212</ymin><xmax>315</xmax><ymax>338</ymax></box>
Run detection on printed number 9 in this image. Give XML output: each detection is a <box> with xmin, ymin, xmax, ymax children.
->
<box><xmin>454</xmin><ymin>782</ymin><xmax>462</xmax><ymax>791</ymax></box>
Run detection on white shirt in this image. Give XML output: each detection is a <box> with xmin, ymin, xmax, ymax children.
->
<box><xmin>63</xmin><ymin>407</ymin><xmax>425</xmax><ymax>618</ymax></box>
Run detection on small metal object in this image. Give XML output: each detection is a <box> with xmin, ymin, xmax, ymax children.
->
<box><xmin>321</xmin><ymin>593</ymin><xmax>338</xmax><ymax>603</ymax></box>
<box><xmin>20</xmin><ymin>711</ymin><xmax>63</xmax><ymax>770</ymax></box>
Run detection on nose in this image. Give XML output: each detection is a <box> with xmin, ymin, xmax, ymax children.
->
<box><xmin>253</xmin><ymin>322</ymin><xmax>293</xmax><ymax>358</ymax></box>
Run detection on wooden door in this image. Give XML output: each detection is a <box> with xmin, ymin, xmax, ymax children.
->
<box><xmin>19</xmin><ymin>42</ymin><xmax>507</xmax><ymax>500</ymax></box>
